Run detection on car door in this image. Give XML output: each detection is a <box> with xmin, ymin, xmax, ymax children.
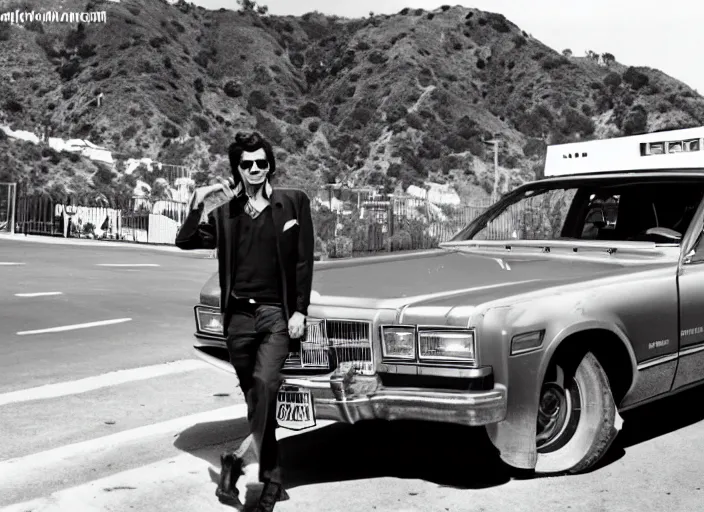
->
<box><xmin>673</xmin><ymin>200</ymin><xmax>704</xmax><ymax>390</ymax></box>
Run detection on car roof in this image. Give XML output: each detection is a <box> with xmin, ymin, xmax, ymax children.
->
<box><xmin>544</xmin><ymin>126</ymin><xmax>704</xmax><ymax>178</ymax></box>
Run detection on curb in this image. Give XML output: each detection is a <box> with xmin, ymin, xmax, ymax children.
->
<box><xmin>0</xmin><ymin>233</ymin><xmax>443</xmax><ymax>264</ymax></box>
<box><xmin>0</xmin><ymin>233</ymin><xmax>214</xmax><ymax>256</ymax></box>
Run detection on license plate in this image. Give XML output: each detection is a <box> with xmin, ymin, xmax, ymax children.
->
<box><xmin>276</xmin><ymin>386</ymin><xmax>316</xmax><ymax>430</ymax></box>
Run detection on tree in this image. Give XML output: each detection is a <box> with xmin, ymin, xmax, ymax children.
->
<box><xmin>562</xmin><ymin>48</ymin><xmax>572</xmax><ymax>58</ymax></box>
<box><xmin>237</xmin><ymin>0</ymin><xmax>268</xmax><ymax>14</ymax></box>
<box><xmin>602</xmin><ymin>52</ymin><xmax>615</xmax><ymax>66</ymax></box>
<box><xmin>585</xmin><ymin>49</ymin><xmax>598</xmax><ymax>61</ymax></box>
<box><xmin>622</xmin><ymin>105</ymin><xmax>648</xmax><ymax>135</ymax></box>
<box><xmin>603</xmin><ymin>71</ymin><xmax>622</xmax><ymax>91</ymax></box>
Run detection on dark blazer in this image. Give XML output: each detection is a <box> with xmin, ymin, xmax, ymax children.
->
<box><xmin>175</xmin><ymin>186</ymin><xmax>315</xmax><ymax>335</ymax></box>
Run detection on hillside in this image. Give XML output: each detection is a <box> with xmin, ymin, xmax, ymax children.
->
<box><xmin>2</xmin><ymin>0</ymin><xmax>704</xmax><ymax>203</ymax></box>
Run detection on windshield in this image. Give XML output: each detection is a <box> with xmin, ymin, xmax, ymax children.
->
<box><xmin>453</xmin><ymin>177</ymin><xmax>704</xmax><ymax>244</ymax></box>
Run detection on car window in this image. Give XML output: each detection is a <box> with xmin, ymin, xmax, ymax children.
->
<box><xmin>472</xmin><ymin>188</ymin><xmax>576</xmax><ymax>241</ymax></box>
<box><xmin>459</xmin><ymin>179</ymin><xmax>704</xmax><ymax>243</ymax></box>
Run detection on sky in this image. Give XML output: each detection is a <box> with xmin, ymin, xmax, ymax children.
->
<box><xmin>190</xmin><ymin>0</ymin><xmax>703</xmax><ymax>94</ymax></box>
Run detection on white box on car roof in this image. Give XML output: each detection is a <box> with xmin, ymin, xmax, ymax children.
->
<box><xmin>544</xmin><ymin>126</ymin><xmax>704</xmax><ymax>177</ymax></box>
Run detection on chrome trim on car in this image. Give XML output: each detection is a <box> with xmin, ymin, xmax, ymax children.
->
<box><xmin>678</xmin><ymin>343</ymin><xmax>704</xmax><ymax>357</ymax></box>
<box><xmin>326</xmin><ymin>319</ymin><xmax>374</xmax><ymax>375</ymax></box>
<box><xmin>636</xmin><ymin>353</ymin><xmax>679</xmax><ymax>370</ymax></box>
<box><xmin>300</xmin><ymin>318</ymin><xmax>329</xmax><ymax>369</ymax></box>
<box><xmin>281</xmin><ymin>375</ymin><xmax>507</xmax><ymax>427</ymax></box>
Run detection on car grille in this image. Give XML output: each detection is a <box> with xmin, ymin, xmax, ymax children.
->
<box><xmin>283</xmin><ymin>319</ymin><xmax>374</xmax><ymax>375</ymax></box>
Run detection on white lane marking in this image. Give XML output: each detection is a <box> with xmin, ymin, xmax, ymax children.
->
<box><xmin>0</xmin><ymin>404</ymin><xmax>248</xmax><ymax>484</ymax></box>
<box><xmin>0</xmin><ymin>360</ymin><xmax>210</xmax><ymax>406</ymax></box>
<box><xmin>0</xmin><ymin>262</ymin><xmax>25</xmax><ymax>266</ymax></box>
<box><xmin>96</xmin><ymin>264</ymin><xmax>160</xmax><ymax>267</ymax></box>
<box><xmin>16</xmin><ymin>318</ymin><xmax>132</xmax><ymax>336</ymax></box>
<box><xmin>14</xmin><ymin>292</ymin><xmax>63</xmax><ymax>297</ymax></box>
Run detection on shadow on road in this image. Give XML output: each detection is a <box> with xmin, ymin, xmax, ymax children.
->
<box><xmin>175</xmin><ymin>417</ymin><xmax>510</xmax><ymax>493</ymax></box>
<box><xmin>173</xmin><ymin>383</ymin><xmax>704</xmax><ymax>502</ymax></box>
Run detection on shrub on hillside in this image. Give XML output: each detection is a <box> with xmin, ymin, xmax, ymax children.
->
<box><xmin>348</xmin><ymin>106</ymin><xmax>375</xmax><ymax>127</ymax></box>
<box><xmin>443</xmin><ymin>134</ymin><xmax>472</xmax><ymax>152</ymax></box>
<box><xmin>623</xmin><ymin>67</ymin><xmax>649</xmax><ymax>90</ymax></box>
<box><xmin>161</xmin><ymin>123</ymin><xmax>180</xmax><ymax>138</ymax></box>
<box><xmin>298</xmin><ymin>101</ymin><xmax>320</xmax><ymax>118</ymax></box>
<box><xmin>603</xmin><ymin>71</ymin><xmax>621</xmax><ymax>90</ymax></box>
<box><xmin>405</xmin><ymin>113</ymin><xmax>424</xmax><ymax>129</ymax></box>
<box><xmin>488</xmin><ymin>14</ymin><xmax>511</xmax><ymax>33</ymax></box>
<box><xmin>191</xmin><ymin>114</ymin><xmax>210</xmax><ymax>134</ymax></box>
<box><xmin>59</xmin><ymin>59</ymin><xmax>82</xmax><ymax>80</ymax></box>
<box><xmin>223</xmin><ymin>80</ymin><xmax>242</xmax><ymax>98</ymax></box>
<box><xmin>523</xmin><ymin>138</ymin><xmax>546</xmax><ymax>158</ymax></box>
<box><xmin>247</xmin><ymin>90</ymin><xmax>269</xmax><ymax>110</ymax></box>
<box><xmin>368</xmin><ymin>50</ymin><xmax>387</xmax><ymax>64</ymax></box>
<box><xmin>0</xmin><ymin>21</ymin><xmax>11</xmax><ymax>41</ymax></box>
<box><xmin>385</xmin><ymin>104</ymin><xmax>407</xmax><ymax>124</ymax></box>
<box><xmin>562</xmin><ymin>108</ymin><xmax>595</xmax><ymax>136</ymax></box>
<box><xmin>419</xmin><ymin>137</ymin><xmax>442</xmax><ymax>159</ymax></box>
<box><xmin>541</xmin><ymin>56</ymin><xmax>569</xmax><ymax>70</ymax></box>
<box><xmin>622</xmin><ymin>105</ymin><xmax>648</xmax><ymax>135</ymax></box>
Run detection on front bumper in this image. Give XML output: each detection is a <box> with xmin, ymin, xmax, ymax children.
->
<box><xmin>282</xmin><ymin>374</ymin><xmax>507</xmax><ymax>427</ymax></box>
<box><xmin>192</xmin><ymin>337</ymin><xmax>507</xmax><ymax>427</ymax></box>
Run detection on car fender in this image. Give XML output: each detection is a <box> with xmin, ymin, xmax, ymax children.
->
<box><xmin>483</xmin><ymin>304</ymin><xmax>637</xmax><ymax>470</ymax></box>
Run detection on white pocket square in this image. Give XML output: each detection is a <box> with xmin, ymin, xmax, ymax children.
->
<box><xmin>283</xmin><ymin>219</ymin><xmax>298</xmax><ymax>232</ymax></box>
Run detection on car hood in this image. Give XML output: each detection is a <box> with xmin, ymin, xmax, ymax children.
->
<box><xmin>309</xmin><ymin>247</ymin><xmax>665</xmax><ymax>311</ymax></box>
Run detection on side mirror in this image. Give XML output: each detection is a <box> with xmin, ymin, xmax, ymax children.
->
<box><xmin>645</xmin><ymin>227</ymin><xmax>682</xmax><ymax>242</ymax></box>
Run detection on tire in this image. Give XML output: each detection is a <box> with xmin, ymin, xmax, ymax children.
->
<box><xmin>534</xmin><ymin>351</ymin><xmax>621</xmax><ymax>475</ymax></box>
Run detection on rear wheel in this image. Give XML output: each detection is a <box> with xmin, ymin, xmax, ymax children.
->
<box><xmin>534</xmin><ymin>351</ymin><xmax>621</xmax><ymax>474</ymax></box>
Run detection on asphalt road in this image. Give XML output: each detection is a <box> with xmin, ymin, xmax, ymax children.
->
<box><xmin>2</xmin><ymin>236</ymin><xmax>704</xmax><ymax>511</ymax></box>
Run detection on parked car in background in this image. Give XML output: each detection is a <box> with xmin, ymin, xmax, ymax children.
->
<box><xmin>192</xmin><ymin>126</ymin><xmax>704</xmax><ymax>475</ymax></box>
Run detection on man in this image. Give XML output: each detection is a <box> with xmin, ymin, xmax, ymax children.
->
<box><xmin>175</xmin><ymin>131</ymin><xmax>315</xmax><ymax>511</ymax></box>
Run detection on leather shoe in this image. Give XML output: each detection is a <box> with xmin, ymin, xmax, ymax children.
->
<box><xmin>253</xmin><ymin>481</ymin><xmax>289</xmax><ymax>512</ymax></box>
<box><xmin>215</xmin><ymin>452</ymin><xmax>244</xmax><ymax>507</ymax></box>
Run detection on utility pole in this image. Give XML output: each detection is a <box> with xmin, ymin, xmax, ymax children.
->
<box><xmin>484</xmin><ymin>138</ymin><xmax>500</xmax><ymax>203</ymax></box>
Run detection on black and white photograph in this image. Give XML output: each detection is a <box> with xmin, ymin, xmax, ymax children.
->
<box><xmin>1</xmin><ymin>0</ymin><xmax>704</xmax><ymax>510</ymax></box>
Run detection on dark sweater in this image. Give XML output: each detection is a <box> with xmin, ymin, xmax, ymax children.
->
<box><xmin>231</xmin><ymin>206</ymin><xmax>282</xmax><ymax>304</ymax></box>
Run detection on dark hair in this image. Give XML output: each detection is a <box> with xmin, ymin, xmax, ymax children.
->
<box><xmin>227</xmin><ymin>131</ymin><xmax>276</xmax><ymax>186</ymax></box>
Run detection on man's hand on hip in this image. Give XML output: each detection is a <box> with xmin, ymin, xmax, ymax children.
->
<box><xmin>288</xmin><ymin>312</ymin><xmax>306</xmax><ymax>339</ymax></box>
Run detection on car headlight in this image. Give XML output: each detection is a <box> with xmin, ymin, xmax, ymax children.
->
<box><xmin>196</xmin><ymin>307</ymin><xmax>223</xmax><ymax>335</ymax></box>
<box><xmin>419</xmin><ymin>330</ymin><xmax>475</xmax><ymax>362</ymax></box>
<box><xmin>381</xmin><ymin>326</ymin><xmax>416</xmax><ymax>359</ymax></box>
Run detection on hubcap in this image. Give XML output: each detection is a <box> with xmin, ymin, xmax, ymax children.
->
<box><xmin>536</xmin><ymin>366</ymin><xmax>582</xmax><ymax>453</ymax></box>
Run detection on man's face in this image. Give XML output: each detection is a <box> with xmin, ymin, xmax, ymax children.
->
<box><xmin>237</xmin><ymin>148</ymin><xmax>269</xmax><ymax>187</ymax></box>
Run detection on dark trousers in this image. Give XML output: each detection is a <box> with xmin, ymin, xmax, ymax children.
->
<box><xmin>226</xmin><ymin>302</ymin><xmax>290</xmax><ymax>484</ymax></box>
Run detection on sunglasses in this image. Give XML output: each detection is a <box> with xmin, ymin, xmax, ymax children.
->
<box><xmin>239</xmin><ymin>159</ymin><xmax>269</xmax><ymax>170</ymax></box>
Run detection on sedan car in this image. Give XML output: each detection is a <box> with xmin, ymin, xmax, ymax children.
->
<box><xmin>191</xmin><ymin>126</ymin><xmax>704</xmax><ymax>475</ymax></box>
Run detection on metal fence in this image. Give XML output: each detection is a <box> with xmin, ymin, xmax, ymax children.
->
<box><xmin>0</xmin><ymin>182</ymin><xmax>16</xmax><ymax>234</ymax></box>
<box><xmin>8</xmin><ymin>185</ymin><xmax>493</xmax><ymax>254</ymax></box>
<box><xmin>318</xmin><ymin>196</ymin><xmax>490</xmax><ymax>257</ymax></box>
<box><xmin>13</xmin><ymin>194</ymin><xmax>190</xmax><ymax>245</ymax></box>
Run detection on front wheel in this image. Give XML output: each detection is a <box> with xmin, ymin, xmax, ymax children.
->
<box><xmin>534</xmin><ymin>351</ymin><xmax>623</xmax><ymax>475</ymax></box>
